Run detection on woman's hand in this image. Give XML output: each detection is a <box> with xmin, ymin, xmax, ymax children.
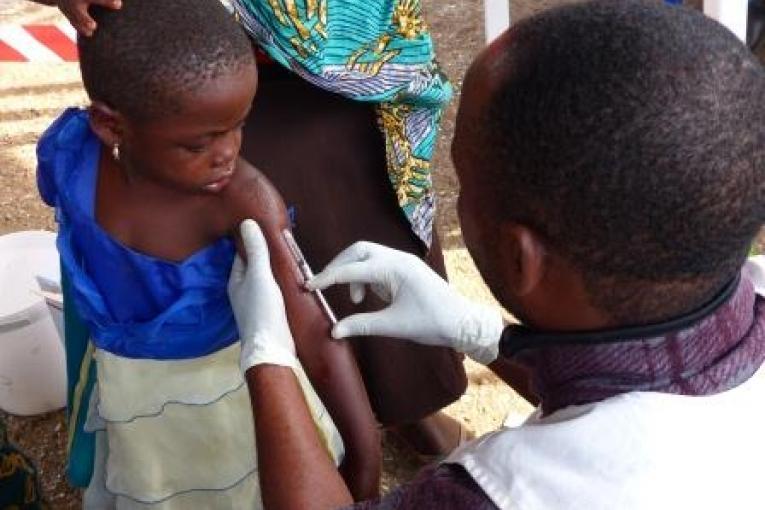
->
<box><xmin>55</xmin><ymin>0</ymin><xmax>122</xmax><ymax>37</ymax></box>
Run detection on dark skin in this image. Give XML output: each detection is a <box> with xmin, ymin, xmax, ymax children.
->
<box><xmin>241</xmin><ymin>30</ymin><xmax>613</xmax><ymax>507</ymax></box>
<box><xmin>452</xmin><ymin>30</ymin><xmax>611</xmax><ymax>335</ymax></box>
<box><xmin>249</xmin><ymin>365</ymin><xmax>355</xmax><ymax>509</ymax></box>
<box><xmin>89</xmin><ymin>63</ymin><xmax>381</xmax><ymax>500</ymax></box>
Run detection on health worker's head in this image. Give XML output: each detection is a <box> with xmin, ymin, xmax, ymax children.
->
<box><xmin>452</xmin><ymin>0</ymin><xmax>765</xmax><ymax>331</ymax></box>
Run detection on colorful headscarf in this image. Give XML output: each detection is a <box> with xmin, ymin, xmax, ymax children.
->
<box><xmin>231</xmin><ymin>0</ymin><xmax>452</xmax><ymax>247</ymax></box>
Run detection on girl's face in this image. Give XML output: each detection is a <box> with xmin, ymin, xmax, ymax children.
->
<box><xmin>119</xmin><ymin>63</ymin><xmax>258</xmax><ymax>194</ymax></box>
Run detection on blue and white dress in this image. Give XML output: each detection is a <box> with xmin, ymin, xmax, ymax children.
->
<box><xmin>38</xmin><ymin>108</ymin><xmax>344</xmax><ymax>509</ymax></box>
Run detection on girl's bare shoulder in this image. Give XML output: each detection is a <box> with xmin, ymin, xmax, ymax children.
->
<box><xmin>223</xmin><ymin>157</ymin><xmax>290</xmax><ymax>232</ymax></box>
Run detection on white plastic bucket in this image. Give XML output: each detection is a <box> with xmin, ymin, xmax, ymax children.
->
<box><xmin>0</xmin><ymin>230</ymin><xmax>66</xmax><ymax>415</ymax></box>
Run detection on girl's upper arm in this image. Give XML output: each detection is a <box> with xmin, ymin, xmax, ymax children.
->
<box><xmin>227</xmin><ymin>160</ymin><xmax>381</xmax><ymax>499</ymax></box>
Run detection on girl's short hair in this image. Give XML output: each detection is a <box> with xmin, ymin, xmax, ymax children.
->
<box><xmin>78</xmin><ymin>0</ymin><xmax>255</xmax><ymax>120</ymax></box>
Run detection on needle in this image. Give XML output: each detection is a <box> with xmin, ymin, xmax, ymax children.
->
<box><xmin>282</xmin><ymin>230</ymin><xmax>338</xmax><ymax>325</ymax></box>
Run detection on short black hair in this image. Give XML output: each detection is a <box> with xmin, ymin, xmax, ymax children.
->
<box><xmin>78</xmin><ymin>0</ymin><xmax>254</xmax><ymax>120</ymax></box>
<box><xmin>478</xmin><ymin>0</ymin><xmax>765</xmax><ymax>323</ymax></box>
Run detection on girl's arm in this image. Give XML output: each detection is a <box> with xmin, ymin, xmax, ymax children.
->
<box><xmin>227</xmin><ymin>161</ymin><xmax>381</xmax><ymax>500</ymax></box>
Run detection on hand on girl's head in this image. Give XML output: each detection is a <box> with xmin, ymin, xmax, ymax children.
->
<box><xmin>58</xmin><ymin>0</ymin><xmax>122</xmax><ymax>37</ymax></box>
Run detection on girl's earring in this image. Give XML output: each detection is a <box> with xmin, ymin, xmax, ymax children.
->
<box><xmin>112</xmin><ymin>143</ymin><xmax>120</xmax><ymax>161</ymax></box>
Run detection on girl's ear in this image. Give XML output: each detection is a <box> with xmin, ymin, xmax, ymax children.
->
<box><xmin>88</xmin><ymin>101</ymin><xmax>124</xmax><ymax>147</ymax></box>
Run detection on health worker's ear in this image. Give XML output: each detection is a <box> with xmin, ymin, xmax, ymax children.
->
<box><xmin>496</xmin><ymin>223</ymin><xmax>546</xmax><ymax>297</ymax></box>
<box><xmin>88</xmin><ymin>101</ymin><xmax>125</xmax><ymax>148</ymax></box>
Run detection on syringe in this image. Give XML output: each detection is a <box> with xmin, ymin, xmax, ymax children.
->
<box><xmin>282</xmin><ymin>229</ymin><xmax>338</xmax><ymax>325</ymax></box>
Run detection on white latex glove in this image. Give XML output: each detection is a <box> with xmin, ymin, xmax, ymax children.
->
<box><xmin>228</xmin><ymin>220</ymin><xmax>297</xmax><ymax>372</ymax></box>
<box><xmin>307</xmin><ymin>242</ymin><xmax>505</xmax><ymax>365</ymax></box>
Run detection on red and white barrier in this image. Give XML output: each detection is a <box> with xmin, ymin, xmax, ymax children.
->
<box><xmin>0</xmin><ymin>23</ymin><xmax>77</xmax><ymax>62</ymax></box>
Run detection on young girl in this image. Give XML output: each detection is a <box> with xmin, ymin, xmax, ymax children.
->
<box><xmin>37</xmin><ymin>0</ymin><xmax>379</xmax><ymax>507</ymax></box>
<box><xmin>42</xmin><ymin>0</ymin><xmax>470</xmax><ymax>458</ymax></box>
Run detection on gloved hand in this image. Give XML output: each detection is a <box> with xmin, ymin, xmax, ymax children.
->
<box><xmin>307</xmin><ymin>242</ymin><xmax>505</xmax><ymax>365</ymax></box>
<box><xmin>228</xmin><ymin>220</ymin><xmax>297</xmax><ymax>372</ymax></box>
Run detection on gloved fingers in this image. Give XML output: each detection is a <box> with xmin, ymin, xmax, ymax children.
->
<box><xmin>331</xmin><ymin>310</ymin><xmax>401</xmax><ymax>339</ymax></box>
<box><xmin>349</xmin><ymin>282</ymin><xmax>366</xmax><ymax>304</ymax></box>
<box><xmin>318</xmin><ymin>241</ymin><xmax>376</xmax><ymax>274</ymax></box>
<box><xmin>239</xmin><ymin>219</ymin><xmax>271</xmax><ymax>273</ymax></box>
<box><xmin>307</xmin><ymin>261</ymin><xmax>384</xmax><ymax>291</ymax></box>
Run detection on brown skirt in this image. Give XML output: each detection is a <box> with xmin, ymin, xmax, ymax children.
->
<box><xmin>240</xmin><ymin>64</ymin><xmax>467</xmax><ymax>425</ymax></box>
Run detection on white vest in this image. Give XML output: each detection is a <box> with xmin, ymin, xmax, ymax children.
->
<box><xmin>447</xmin><ymin>366</ymin><xmax>765</xmax><ymax>510</ymax></box>
<box><xmin>448</xmin><ymin>258</ymin><xmax>765</xmax><ymax>510</ymax></box>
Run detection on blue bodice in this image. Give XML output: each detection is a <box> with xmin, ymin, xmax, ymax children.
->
<box><xmin>37</xmin><ymin>108</ymin><xmax>238</xmax><ymax>359</ymax></box>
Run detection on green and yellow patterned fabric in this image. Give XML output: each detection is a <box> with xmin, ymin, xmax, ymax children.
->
<box><xmin>232</xmin><ymin>0</ymin><xmax>452</xmax><ymax>246</ymax></box>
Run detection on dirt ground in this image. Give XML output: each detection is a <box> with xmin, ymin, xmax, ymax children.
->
<box><xmin>0</xmin><ymin>0</ymin><xmax>758</xmax><ymax>508</ymax></box>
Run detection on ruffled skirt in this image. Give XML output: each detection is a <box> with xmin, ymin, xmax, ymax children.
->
<box><xmin>82</xmin><ymin>342</ymin><xmax>344</xmax><ymax>509</ymax></box>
